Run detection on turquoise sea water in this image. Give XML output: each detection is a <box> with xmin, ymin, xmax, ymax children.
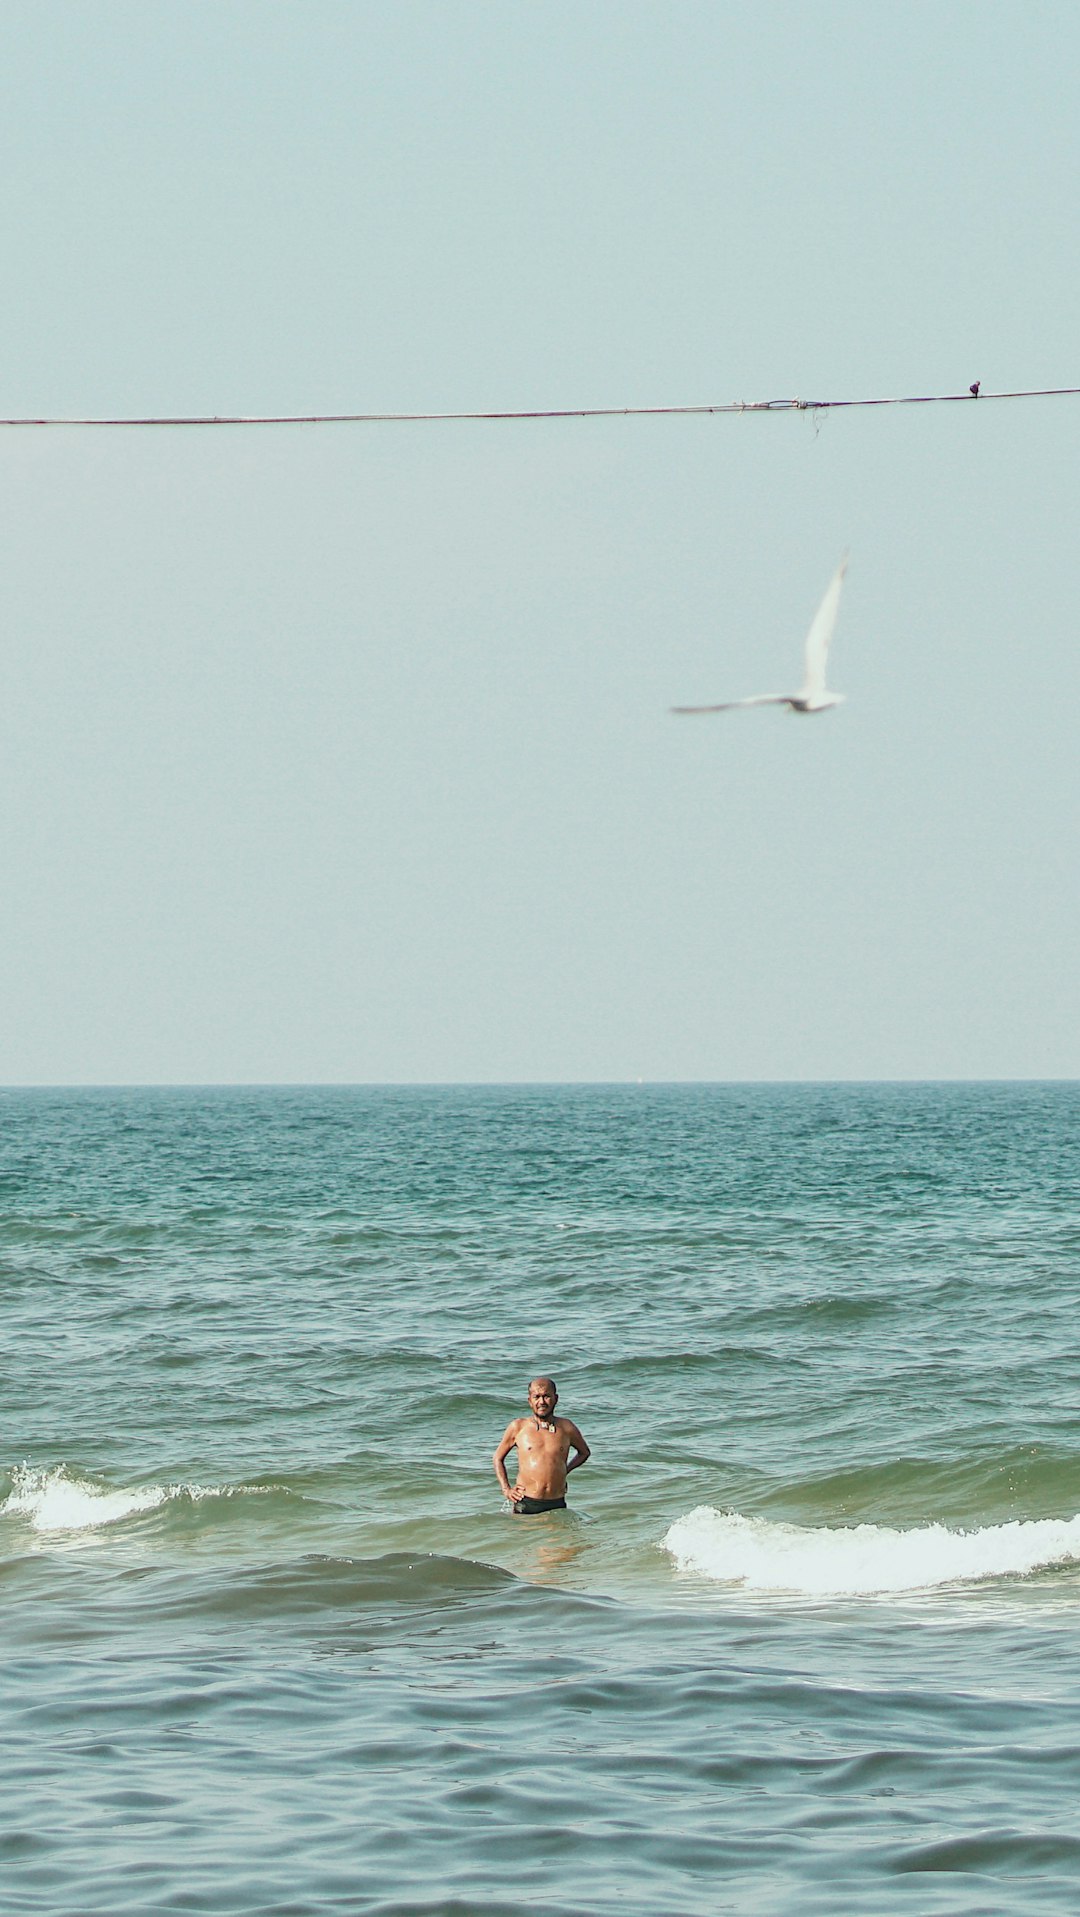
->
<box><xmin>4</xmin><ymin>1082</ymin><xmax>1080</xmax><ymax>1914</ymax></box>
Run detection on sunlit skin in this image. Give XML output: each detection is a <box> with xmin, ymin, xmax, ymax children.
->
<box><xmin>492</xmin><ymin>1378</ymin><xmax>590</xmax><ymax>1508</ymax></box>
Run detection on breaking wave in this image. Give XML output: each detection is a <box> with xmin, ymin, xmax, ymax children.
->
<box><xmin>1</xmin><ymin>1465</ymin><xmax>266</xmax><ymax>1535</ymax></box>
<box><xmin>662</xmin><ymin>1505</ymin><xmax>1080</xmax><ymax>1596</ymax></box>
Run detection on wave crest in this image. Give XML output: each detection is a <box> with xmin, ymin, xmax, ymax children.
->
<box><xmin>1</xmin><ymin>1465</ymin><xmax>261</xmax><ymax>1535</ymax></box>
<box><xmin>662</xmin><ymin>1505</ymin><xmax>1080</xmax><ymax>1596</ymax></box>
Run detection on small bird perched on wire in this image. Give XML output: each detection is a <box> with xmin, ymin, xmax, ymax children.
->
<box><xmin>671</xmin><ymin>555</ymin><xmax>849</xmax><ymax>717</ymax></box>
<box><xmin>969</xmin><ymin>380</ymin><xmax>981</xmax><ymax>397</ymax></box>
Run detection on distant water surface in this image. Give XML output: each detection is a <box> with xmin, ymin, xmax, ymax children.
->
<box><xmin>3</xmin><ymin>1083</ymin><xmax>1080</xmax><ymax>1914</ymax></box>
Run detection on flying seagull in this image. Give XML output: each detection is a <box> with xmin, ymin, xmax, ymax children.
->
<box><xmin>671</xmin><ymin>555</ymin><xmax>848</xmax><ymax>716</ymax></box>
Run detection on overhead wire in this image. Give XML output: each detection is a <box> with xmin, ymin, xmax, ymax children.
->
<box><xmin>0</xmin><ymin>385</ymin><xmax>1078</xmax><ymax>427</ymax></box>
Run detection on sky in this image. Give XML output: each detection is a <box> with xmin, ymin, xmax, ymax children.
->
<box><xmin>3</xmin><ymin>0</ymin><xmax>1079</xmax><ymax>1084</ymax></box>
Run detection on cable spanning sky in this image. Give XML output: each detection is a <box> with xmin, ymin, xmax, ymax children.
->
<box><xmin>2</xmin><ymin>384</ymin><xmax>1079</xmax><ymax>426</ymax></box>
<box><xmin>3</xmin><ymin>1</ymin><xmax>1079</xmax><ymax>1084</ymax></box>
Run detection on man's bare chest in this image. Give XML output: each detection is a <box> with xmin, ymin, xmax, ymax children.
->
<box><xmin>517</xmin><ymin>1420</ymin><xmax>568</xmax><ymax>1461</ymax></box>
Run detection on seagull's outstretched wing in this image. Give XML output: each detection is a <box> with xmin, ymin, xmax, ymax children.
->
<box><xmin>671</xmin><ymin>694</ymin><xmax>790</xmax><ymax>713</ymax></box>
<box><xmin>799</xmin><ymin>555</ymin><xmax>848</xmax><ymax>704</ymax></box>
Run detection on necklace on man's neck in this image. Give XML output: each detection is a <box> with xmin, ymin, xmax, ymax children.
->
<box><xmin>532</xmin><ymin>1415</ymin><xmax>556</xmax><ymax>1434</ymax></box>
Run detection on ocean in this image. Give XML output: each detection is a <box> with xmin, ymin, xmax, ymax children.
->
<box><xmin>4</xmin><ymin>1082</ymin><xmax>1080</xmax><ymax>1914</ymax></box>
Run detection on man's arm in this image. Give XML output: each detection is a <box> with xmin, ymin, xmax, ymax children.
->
<box><xmin>492</xmin><ymin>1421</ymin><xmax>524</xmax><ymax>1501</ymax></box>
<box><xmin>564</xmin><ymin>1421</ymin><xmax>591</xmax><ymax>1474</ymax></box>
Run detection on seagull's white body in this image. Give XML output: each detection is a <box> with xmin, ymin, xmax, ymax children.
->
<box><xmin>672</xmin><ymin>555</ymin><xmax>848</xmax><ymax>716</ymax></box>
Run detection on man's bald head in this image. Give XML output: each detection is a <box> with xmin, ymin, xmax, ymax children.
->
<box><xmin>528</xmin><ymin>1376</ymin><xmax>558</xmax><ymax>1403</ymax></box>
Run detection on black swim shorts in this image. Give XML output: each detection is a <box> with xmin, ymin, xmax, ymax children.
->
<box><xmin>512</xmin><ymin>1495</ymin><xmax>567</xmax><ymax>1515</ymax></box>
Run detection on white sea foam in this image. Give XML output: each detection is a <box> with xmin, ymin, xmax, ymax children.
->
<box><xmin>0</xmin><ymin>1465</ymin><xmax>258</xmax><ymax>1535</ymax></box>
<box><xmin>662</xmin><ymin>1505</ymin><xmax>1080</xmax><ymax>1597</ymax></box>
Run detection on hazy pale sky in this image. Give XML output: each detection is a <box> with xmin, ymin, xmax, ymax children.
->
<box><xmin>4</xmin><ymin>1</ymin><xmax>1079</xmax><ymax>1083</ymax></box>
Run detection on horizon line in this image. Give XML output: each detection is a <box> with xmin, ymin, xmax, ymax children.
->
<box><xmin>1</xmin><ymin>1076</ymin><xmax>1077</xmax><ymax>1092</ymax></box>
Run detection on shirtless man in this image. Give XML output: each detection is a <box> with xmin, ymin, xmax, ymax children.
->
<box><xmin>492</xmin><ymin>1377</ymin><xmax>591</xmax><ymax>1514</ymax></box>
